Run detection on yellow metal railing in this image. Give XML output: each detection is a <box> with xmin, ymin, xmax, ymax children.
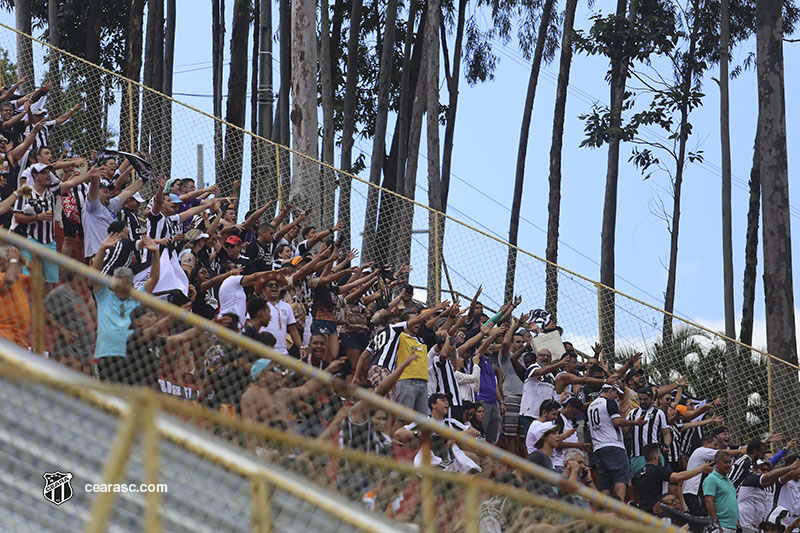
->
<box><xmin>0</xmin><ymin>230</ymin><xmax>675</xmax><ymax>532</ymax></box>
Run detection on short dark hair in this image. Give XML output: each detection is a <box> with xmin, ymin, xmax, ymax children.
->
<box><xmin>107</xmin><ymin>220</ymin><xmax>126</xmax><ymax>234</ymax></box>
<box><xmin>538</xmin><ymin>399</ymin><xmax>561</xmax><ymax>416</ymax></box>
<box><xmin>259</xmin><ymin>332</ymin><xmax>276</xmax><ymax>347</ymax></box>
<box><xmin>747</xmin><ymin>439</ymin><xmax>765</xmax><ymax>455</ymax></box>
<box><xmin>637</xmin><ymin>386</ymin><xmax>654</xmax><ymax>397</ymax></box>
<box><xmin>222</xmin><ymin>312</ymin><xmax>240</xmax><ymax>331</ymax></box>
<box><xmin>180</xmin><ymin>178</ymin><xmax>195</xmax><ymax>185</ymax></box>
<box><xmin>400</xmin><ymin>310</ymin><xmax>417</xmax><ymax>323</ymax></box>
<box><xmin>715</xmin><ymin>450</ymin><xmax>730</xmax><ymax>462</ymax></box>
<box><xmin>247</xmin><ymin>297</ymin><xmax>267</xmax><ymax>318</ymax></box>
<box><xmin>301</xmin><ymin>226</ymin><xmax>316</xmax><ymax>239</ymax></box>
<box><xmin>702</xmin><ymin>434</ymin><xmax>717</xmax><ymax>445</ymax></box>
<box><xmin>0</xmin><ymin>102</ymin><xmax>13</xmax><ymax>110</ymax></box>
<box><xmin>220</xmin><ymin>262</ymin><xmax>236</xmax><ymax>274</ymax></box>
<box><xmin>258</xmin><ymin>222</ymin><xmax>275</xmax><ymax>232</ymax></box>
<box><xmin>642</xmin><ymin>443</ymin><xmax>661</xmax><ymax>462</ymax></box>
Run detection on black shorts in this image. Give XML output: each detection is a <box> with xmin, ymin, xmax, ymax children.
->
<box><xmin>62</xmin><ymin>218</ymin><xmax>84</xmax><ymax>239</ymax></box>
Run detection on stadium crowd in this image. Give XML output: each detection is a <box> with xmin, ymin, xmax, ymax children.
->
<box><xmin>1</xmin><ymin>80</ymin><xmax>800</xmax><ymax>532</ymax></box>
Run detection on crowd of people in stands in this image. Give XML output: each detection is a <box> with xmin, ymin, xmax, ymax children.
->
<box><xmin>1</xmin><ymin>80</ymin><xmax>800</xmax><ymax>532</ymax></box>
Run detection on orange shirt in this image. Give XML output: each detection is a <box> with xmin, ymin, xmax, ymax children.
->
<box><xmin>0</xmin><ymin>272</ymin><xmax>31</xmax><ymax>347</ymax></box>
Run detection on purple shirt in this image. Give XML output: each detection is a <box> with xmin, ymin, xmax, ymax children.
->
<box><xmin>475</xmin><ymin>355</ymin><xmax>498</xmax><ymax>404</ymax></box>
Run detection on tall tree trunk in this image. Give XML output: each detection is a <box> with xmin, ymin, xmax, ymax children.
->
<box><xmin>363</xmin><ymin>0</ymin><xmax>400</xmax><ymax>261</ymax></box>
<box><xmin>289</xmin><ymin>0</ymin><xmax>319</xmax><ymax>211</ymax></box>
<box><xmin>720</xmin><ymin>0</ymin><xmax>735</xmax><ymax>346</ymax></box>
<box><xmin>503</xmin><ymin>0</ymin><xmax>555</xmax><ymax>302</ymax></box>
<box><xmin>337</xmin><ymin>0</ymin><xmax>364</xmax><ymax>247</ymax></box>
<box><xmin>756</xmin><ymin>0</ymin><xmax>798</xmax><ymax>439</ymax></box>
<box><xmin>85</xmin><ymin>0</ymin><xmax>103</xmax><ymax>149</ymax></box>
<box><xmin>662</xmin><ymin>2</ymin><xmax>700</xmax><ymax>349</ymax></box>
<box><xmin>599</xmin><ymin>0</ymin><xmax>636</xmax><ymax>358</ymax></box>
<box><xmin>393</xmin><ymin>1</ymin><xmax>421</xmax><ymax>267</ymax></box>
<box><xmin>319</xmin><ymin>0</ymin><xmax>336</xmax><ymax>229</ymax></box>
<box><xmin>279</xmin><ymin>0</ymin><xmax>291</xmax><ymax>199</ymax></box>
<box><xmin>439</xmin><ymin>0</ymin><xmax>466</xmax><ymax>212</ymax></box>
<box><xmin>143</xmin><ymin>0</ymin><xmax>164</xmax><ymax>168</ymax></box>
<box><xmin>224</xmin><ymin>0</ymin><xmax>251</xmax><ymax>192</ymax></box>
<box><xmin>47</xmin><ymin>0</ymin><xmax>61</xmax><ymax>142</ymax></box>
<box><xmin>250</xmin><ymin>0</ymin><xmax>261</xmax><ymax>209</ymax></box>
<box><xmin>212</xmin><ymin>0</ymin><xmax>225</xmax><ymax>184</ymax></box>
<box><xmin>545</xmin><ymin>0</ymin><xmax>578</xmax><ymax>318</ymax></box>
<box><xmin>15</xmin><ymin>0</ymin><xmax>34</xmax><ymax>93</ymax></box>
<box><xmin>162</xmin><ymin>0</ymin><xmax>176</xmax><ymax>173</ymax></box>
<box><xmin>121</xmin><ymin>0</ymin><xmax>145</xmax><ymax>152</ymax></box>
<box><xmin>426</xmin><ymin>0</ymin><xmax>442</xmax><ymax>306</ymax></box>
<box><xmin>255</xmin><ymin>0</ymin><xmax>276</xmax><ymax>209</ymax></box>
<box><xmin>740</xmin><ymin>127</ymin><xmax>760</xmax><ymax>348</ymax></box>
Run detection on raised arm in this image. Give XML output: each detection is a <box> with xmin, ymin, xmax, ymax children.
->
<box><xmin>115</xmin><ymin>178</ymin><xmax>144</xmax><ymax>206</ymax></box>
<box><xmin>59</xmin><ymin>166</ymin><xmax>99</xmax><ymax>194</ymax></box>
<box><xmin>92</xmin><ymin>232</ymin><xmax>123</xmax><ymax>271</ymax></box>
<box><xmin>0</xmin><ymin>185</ymin><xmax>29</xmax><ymax>216</ymax></box>
<box><xmin>152</xmin><ymin>175</ymin><xmax>166</xmax><ymax>215</ymax></box>
<box><xmin>8</xmin><ymin>120</ymin><xmax>44</xmax><ymax>164</ymax></box>
<box><xmin>274</xmin><ymin>212</ymin><xmax>306</xmax><ymax>242</ymax></box>
<box><xmin>306</xmin><ymin>220</ymin><xmax>342</xmax><ymax>250</ymax></box>
<box><xmin>143</xmin><ymin>236</ymin><xmax>161</xmax><ymax>293</ymax></box>
<box><xmin>241</xmin><ymin>199</ymin><xmax>272</xmax><ymax>230</ymax></box>
<box><xmin>54</xmin><ymin>102</ymin><xmax>83</xmax><ymax>126</ymax></box>
<box><xmin>0</xmin><ymin>74</ymin><xmax>27</xmax><ymax>102</ymax></box>
<box><xmin>178</xmin><ymin>198</ymin><xmax>217</xmax><ymax>223</ymax></box>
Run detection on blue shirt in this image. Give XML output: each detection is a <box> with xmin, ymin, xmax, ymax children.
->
<box><xmin>94</xmin><ymin>285</ymin><xmax>140</xmax><ymax>358</ymax></box>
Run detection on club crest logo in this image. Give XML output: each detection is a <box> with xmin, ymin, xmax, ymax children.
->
<box><xmin>42</xmin><ymin>471</ymin><xmax>73</xmax><ymax>506</ymax></box>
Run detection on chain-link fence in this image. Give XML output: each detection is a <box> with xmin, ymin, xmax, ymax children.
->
<box><xmin>0</xmin><ymin>19</ymin><xmax>798</xmax><ymax>531</ymax></box>
<box><xmin>0</xmin><ymin>230</ymin><xmax>672</xmax><ymax>532</ymax></box>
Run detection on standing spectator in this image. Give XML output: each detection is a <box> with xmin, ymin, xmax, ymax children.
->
<box><xmin>474</xmin><ymin>325</ymin><xmax>505</xmax><ymax>444</ymax></box>
<box><xmin>217</xmin><ymin>263</ymin><xmax>270</xmax><ymax>329</ymax></box>
<box><xmin>737</xmin><ymin>458</ymin><xmax>800</xmax><ymax>532</ymax></box>
<box><xmin>13</xmin><ymin>162</ymin><xmax>96</xmax><ymax>291</ymax></box>
<box><xmin>428</xmin><ymin>333</ymin><xmax>464</xmax><ymax>420</ymax></box>
<box><xmin>627</xmin><ymin>386</ymin><xmax>671</xmax><ymax>477</ymax></box>
<box><xmin>43</xmin><ymin>270</ymin><xmax>95</xmax><ymax>375</ymax></box>
<box><xmin>23</xmin><ymin>102</ymin><xmax>83</xmax><ymax>152</ymax></box>
<box><xmin>497</xmin><ymin>317</ymin><xmax>527</xmax><ymax>455</ymax></box>
<box><xmin>81</xmin><ymin>164</ymin><xmax>141</xmax><ymax>262</ymax></box>
<box><xmin>261</xmin><ymin>270</ymin><xmax>303</xmax><ymax>355</ymax></box>
<box><xmin>729</xmin><ymin>440</ymin><xmax>767</xmax><ymax>490</ymax></box>
<box><xmin>551</xmin><ymin>398</ymin><xmax>589</xmax><ymax>473</ymax></box>
<box><xmin>775</xmin><ymin>455</ymin><xmax>800</xmax><ymax>518</ymax></box>
<box><xmin>632</xmin><ymin>443</ymin><xmax>712</xmax><ymax>515</ymax></box>
<box><xmin>0</xmin><ymin>245</ymin><xmax>30</xmax><ymax>347</ymax></box>
<box><xmin>683</xmin><ymin>433</ymin><xmax>745</xmax><ymax>515</ymax></box>
<box><xmin>587</xmin><ymin>380</ymin><xmax>646</xmax><ymax>501</ymax></box>
<box><xmin>702</xmin><ymin>451</ymin><xmax>738</xmax><ymax>533</ymax></box>
<box><xmin>0</xmin><ymin>120</ymin><xmax>44</xmax><ymax>228</ymax></box>
<box><xmin>519</xmin><ymin>349</ymin><xmax>562</xmax><ymax>438</ymax></box>
<box><xmin>92</xmin><ymin>232</ymin><xmax>160</xmax><ymax>382</ymax></box>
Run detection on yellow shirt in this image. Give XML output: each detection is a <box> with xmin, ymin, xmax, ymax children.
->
<box><xmin>397</xmin><ymin>333</ymin><xmax>428</xmax><ymax>380</ymax></box>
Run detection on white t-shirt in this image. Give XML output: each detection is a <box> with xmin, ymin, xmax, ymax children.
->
<box><xmin>526</xmin><ymin>420</ymin><xmax>555</xmax><ymax>455</ymax></box>
<box><xmin>777</xmin><ymin>478</ymin><xmax>800</xmax><ymax>516</ymax></box>
<box><xmin>262</xmin><ymin>300</ymin><xmax>296</xmax><ymax>355</ymax></box>
<box><xmin>682</xmin><ymin>446</ymin><xmax>717</xmax><ymax>495</ymax></box>
<box><xmin>552</xmin><ymin>414</ymin><xmax>577</xmax><ymax>469</ymax></box>
<box><xmin>218</xmin><ymin>275</ymin><xmax>246</xmax><ymax>329</ymax></box>
<box><xmin>738</xmin><ymin>473</ymin><xmax>778</xmax><ymax>530</ymax></box>
<box><xmin>587</xmin><ymin>396</ymin><xmax>624</xmax><ymax>451</ymax></box>
<box><xmin>82</xmin><ymin>195</ymin><xmax>123</xmax><ymax>259</ymax></box>
<box><xmin>520</xmin><ymin>363</ymin><xmax>555</xmax><ymax>418</ymax></box>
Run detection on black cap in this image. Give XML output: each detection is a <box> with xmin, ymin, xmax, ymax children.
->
<box><xmin>428</xmin><ymin>392</ymin><xmax>450</xmax><ymax>408</ymax></box>
<box><xmin>564</xmin><ymin>397</ymin><xmax>584</xmax><ymax>411</ymax></box>
<box><xmin>128</xmin><ymin>305</ymin><xmax>151</xmax><ymax>328</ymax></box>
<box><xmin>625</xmin><ymin>368</ymin><xmax>644</xmax><ymax>382</ymax></box>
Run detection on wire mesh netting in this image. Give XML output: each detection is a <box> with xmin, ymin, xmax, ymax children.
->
<box><xmin>0</xmin><ymin>20</ymin><xmax>797</xmax><ymax>532</ymax></box>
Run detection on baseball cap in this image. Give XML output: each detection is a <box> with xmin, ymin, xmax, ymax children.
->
<box><xmin>0</xmin><ymin>135</ymin><xmax>9</xmax><ymax>143</ymax></box>
<box><xmin>761</xmin><ymin>506</ymin><xmax>790</xmax><ymax>531</ymax></box>
<box><xmin>163</xmin><ymin>177</ymin><xmax>180</xmax><ymax>194</ymax></box>
<box><xmin>625</xmin><ymin>368</ymin><xmax>644</xmax><ymax>382</ymax></box>
<box><xmin>675</xmin><ymin>404</ymin><xmax>688</xmax><ymax>416</ymax></box>
<box><xmin>31</xmin><ymin>162</ymin><xmax>53</xmax><ymax>174</ymax></box>
<box><xmin>131</xmin><ymin>191</ymin><xmax>145</xmax><ymax>203</ymax></box>
<box><xmin>602</xmin><ymin>382</ymin><xmax>624</xmax><ymax>395</ymax></box>
<box><xmin>193</xmin><ymin>232</ymin><xmax>209</xmax><ymax>241</ymax></box>
<box><xmin>526</xmin><ymin>420</ymin><xmax>555</xmax><ymax>448</ymax></box>
<box><xmin>756</xmin><ymin>459</ymin><xmax>773</xmax><ymax>470</ymax></box>
<box><xmin>251</xmin><ymin>358</ymin><xmax>273</xmax><ymax>382</ymax></box>
<box><xmin>31</xmin><ymin>108</ymin><xmax>46</xmax><ymax>116</ymax></box>
<box><xmin>168</xmin><ymin>193</ymin><xmax>182</xmax><ymax>203</ymax></box>
<box><xmin>225</xmin><ymin>235</ymin><xmax>243</xmax><ymax>246</ymax></box>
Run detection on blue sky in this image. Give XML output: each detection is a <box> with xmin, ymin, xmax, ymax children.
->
<box><xmin>2</xmin><ymin>1</ymin><xmax>798</xmax><ymax>352</ymax></box>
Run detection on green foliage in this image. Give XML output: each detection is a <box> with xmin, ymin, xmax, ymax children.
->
<box><xmin>0</xmin><ymin>46</ymin><xmax>17</xmax><ymax>87</ymax></box>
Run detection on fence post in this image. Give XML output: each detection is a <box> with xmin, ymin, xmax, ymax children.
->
<box><xmin>463</xmin><ymin>482</ymin><xmax>479</xmax><ymax>533</ymax></box>
<box><xmin>276</xmin><ymin>145</ymin><xmax>282</xmax><ymax>211</ymax></box>
<box><xmin>420</xmin><ymin>432</ymin><xmax>435</xmax><ymax>533</ymax></box>
<box><xmin>31</xmin><ymin>255</ymin><xmax>44</xmax><ymax>355</ymax></box>
<box><xmin>251</xmin><ymin>475</ymin><xmax>272</xmax><ymax>533</ymax></box>
<box><xmin>142</xmin><ymin>392</ymin><xmax>162</xmax><ymax>533</ymax></box>
<box><xmin>595</xmin><ymin>282</ymin><xmax>602</xmax><ymax>354</ymax></box>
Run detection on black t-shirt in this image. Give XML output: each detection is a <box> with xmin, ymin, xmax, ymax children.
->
<box><xmin>1</xmin><ymin>121</ymin><xmax>25</xmax><ymax>146</ymax></box>
<box><xmin>216</xmin><ymin>248</ymin><xmax>250</xmax><ymax>271</ymax></box>
<box><xmin>192</xmin><ymin>283</ymin><xmax>219</xmax><ymax>319</ymax></box>
<box><xmin>632</xmin><ymin>463</ymin><xmax>671</xmax><ymax>514</ymax></box>
<box><xmin>125</xmin><ymin>330</ymin><xmax>167</xmax><ymax>388</ymax></box>
<box><xmin>245</xmin><ymin>239</ymin><xmax>274</xmax><ymax>272</ymax></box>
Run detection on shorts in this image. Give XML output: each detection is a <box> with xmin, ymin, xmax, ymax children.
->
<box><xmin>519</xmin><ymin>415</ymin><xmax>534</xmax><ymax>440</ymax></box>
<box><xmin>340</xmin><ymin>331</ymin><xmax>369</xmax><ymax>351</ymax></box>
<box><xmin>502</xmin><ymin>394</ymin><xmax>522</xmax><ymax>436</ymax></box>
<box><xmin>594</xmin><ymin>446</ymin><xmax>630</xmax><ymax>491</ymax></box>
<box><xmin>62</xmin><ymin>218</ymin><xmax>84</xmax><ymax>239</ymax></box>
<box><xmin>310</xmin><ymin>319</ymin><xmax>337</xmax><ymax>335</ymax></box>
<box><xmin>22</xmin><ymin>241</ymin><xmax>59</xmax><ymax>283</ymax></box>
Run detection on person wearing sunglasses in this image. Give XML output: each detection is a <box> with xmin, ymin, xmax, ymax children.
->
<box><xmin>257</xmin><ymin>270</ymin><xmax>304</xmax><ymax>357</ymax></box>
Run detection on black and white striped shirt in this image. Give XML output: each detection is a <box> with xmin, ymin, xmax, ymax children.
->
<box><xmin>626</xmin><ymin>405</ymin><xmax>668</xmax><ymax>457</ymax></box>
<box><xmin>143</xmin><ymin>211</ymin><xmax>182</xmax><ymax>263</ymax></box>
<box><xmin>728</xmin><ymin>454</ymin><xmax>754</xmax><ymax>489</ymax></box>
<box><xmin>664</xmin><ymin>424</ymin><xmax>683</xmax><ymax>463</ymax></box>
<box><xmin>367</xmin><ymin>322</ymin><xmax>407</xmax><ymax>370</ymax></box>
<box><xmin>100</xmin><ymin>238</ymin><xmax>138</xmax><ymax>276</ymax></box>
<box><xmin>428</xmin><ymin>347</ymin><xmax>462</xmax><ymax>407</ymax></box>
<box><xmin>13</xmin><ymin>184</ymin><xmax>58</xmax><ymax>244</ymax></box>
<box><xmin>23</xmin><ymin>120</ymin><xmax>56</xmax><ymax>152</ymax></box>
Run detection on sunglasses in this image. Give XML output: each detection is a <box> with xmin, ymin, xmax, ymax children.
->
<box><xmin>119</xmin><ymin>304</ymin><xmax>126</xmax><ymax>318</ymax></box>
<box><xmin>224</xmin><ymin>242</ymin><xmax>238</xmax><ymax>248</ymax></box>
<box><xmin>264</xmin><ymin>282</ymin><xmax>280</xmax><ymax>288</ymax></box>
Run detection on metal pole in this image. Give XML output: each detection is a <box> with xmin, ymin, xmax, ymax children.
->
<box><xmin>142</xmin><ymin>393</ymin><xmax>162</xmax><ymax>533</ymax></box>
<box><xmin>463</xmin><ymin>483</ymin><xmax>479</xmax><ymax>533</ymax></box>
<box><xmin>420</xmin><ymin>432</ymin><xmax>435</xmax><ymax>533</ymax></box>
<box><xmin>251</xmin><ymin>476</ymin><xmax>272</xmax><ymax>533</ymax></box>
<box><xmin>31</xmin><ymin>255</ymin><xmax>44</xmax><ymax>355</ymax></box>
<box><xmin>197</xmin><ymin>144</ymin><xmax>204</xmax><ymax>188</ymax></box>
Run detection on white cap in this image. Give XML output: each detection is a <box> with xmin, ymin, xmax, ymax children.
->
<box><xmin>131</xmin><ymin>191</ymin><xmax>145</xmax><ymax>203</ymax></box>
<box><xmin>31</xmin><ymin>108</ymin><xmax>47</xmax><ymax>116</ymax></box>
<box><xmin>192</xmin><ymin>232</ymin><xmax>210</xmax><ymax>241</ymax></box>
<box><xmin>30</xmin><ymin>162</ymin><xmax>53</xmax><ymax>174</ymax></box>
